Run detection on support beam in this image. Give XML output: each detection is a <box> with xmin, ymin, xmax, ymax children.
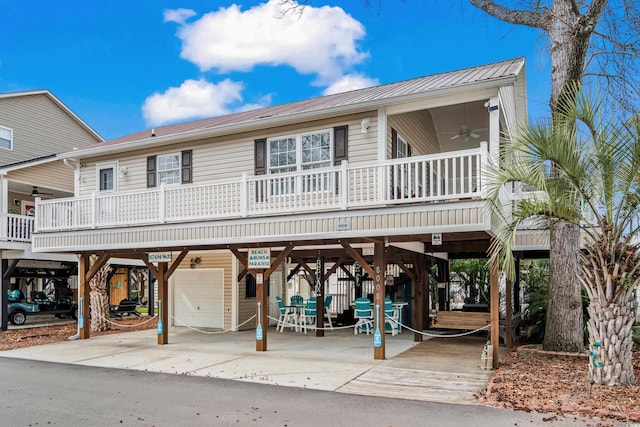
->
<box><xmin>315</xmin><ymin>256</ymin><xmax>325</xmax><ymax>337</ymax></box>
<box><xmin>1</xmin><ymin>257</ymin><xmax>8</xmax><ymax>331</ymax></box>
<box><xmin>412</xmin><ymin>253</ymin><xmax>425</xmax><ymax>342</ymax></box>
<box><xmin>79</xmin><ymin>254</ymin><xmax>91</xmax><ymax>339</ymax></box>
<box><xmin>157</xmin><ymin>262</ymin><xmax>168</xmax><ymax>345</ymax></box>
<box><xmin>341</xmin><ymin>243</ymin><xmax>375</xmax><ymax>278</ymax></box>
<box><xmin>256</xmin><ymin>271</ymin><xmax>268</xmax><ymax>351</ymax></box>
<box><xmin>490</xmin><ymin>260</ymin><xmax>499</xmax><ymax>368</ymax></box>
<box><xmin>373</xmin><ymin>241</ymin><xmax>386</xmax><ymax>360</ymax></box>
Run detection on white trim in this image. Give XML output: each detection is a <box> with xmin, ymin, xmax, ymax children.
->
<box><xmin>56</xmin><ymin>76</ymin><xmax>519</xmax><ymax>160</ymax></box>
<box><xmin>0</xmin><ymin>126</ymin><xmax>13</xmax><ymax>151</ymax></box>
<box><xmin>95</xmin><ymin>161</ymin><xmax>118</xmax><ymax>193</ymax></box>
<box><xmin>377</xmin><ymin>107</ymin><xmax>386</xmax><ymax>162</ymax></box>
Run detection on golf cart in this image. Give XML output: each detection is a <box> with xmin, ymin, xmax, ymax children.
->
<box><xmin>7</xmin><ymin>281</ymin><xmax>78</xmax><ymax>326</ymax></box>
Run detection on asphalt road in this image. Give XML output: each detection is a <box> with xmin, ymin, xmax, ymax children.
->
<box><xmin>0</xmin><ymin>358</ymin><xmax>624</xmax><ymax>427</ymax></box>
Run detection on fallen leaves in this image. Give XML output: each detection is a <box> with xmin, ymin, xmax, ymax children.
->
<box><xmin>479</xmin><ymin>344</ymin><xmax>640</xmax><ymax>423</ymax></box>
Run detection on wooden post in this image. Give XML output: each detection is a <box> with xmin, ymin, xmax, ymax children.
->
<box><xmin>490</xmin><ymin>260</ymin><xmax>500</xmax><ymax>368</ymax></box>
<box><xmin>1</xmin><ymin>257</ymin><xmax>8</xmax><ymax>331</ymax></box>
<box><xmin>256</xmin><ymin>270</ymin><xmax>268</xmax><ymax>351</ymax></box>
<box><xmin>506</xmin><ymin>276</ymin><xmax>513</xmax><ymax>351</ymax></box>
<box><xmin>373</xmin><ymin>241</ymin><xmax>386</xmax><ymax>360</ymax></box>
<box><xmin>316</xmin><ymin>256</ymin><xmax>325</xmax><ymax>337</ymax></box>
<box><xmin>157</xmin><ymin>261</ymin><xmax>168</xmax><ymax>345</ymax></box>
<box><xmin>413</xmin><ymin>254</ymin><xmax>424</xmax><ymax>342</ymax></box>
<box><xmin>79</xmin><ymin>254</ymin><xmax>91</xmax><ymax>339</ymax></box>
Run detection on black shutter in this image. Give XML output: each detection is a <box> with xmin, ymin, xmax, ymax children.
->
<box><xmin>245</xmin><ymin>274</ymin><xmax>256</xmax><ymax>299</ymax></box>
<box><xmin>333</xmin><ymin>125</ymin><xmax>348</xmax><ymax>165</ymax></box>
<box><xmin>391</xmin><ymin>128</ymin><xmax>398</xmax><ymax>159</ymax></box>
<box><xmin>147</xmin><ymin>155</ymin><xmax>157</xmax><ymax>188</ymax></box>
<box><xmin>254</xmin><ymin>138</ymin><xmax>267</xmax><ymax>175</ymax></box>
<box><xmin>181</xmin><ymin>150</ymin><xmax>192</xmax><ymax>184</ymax></box>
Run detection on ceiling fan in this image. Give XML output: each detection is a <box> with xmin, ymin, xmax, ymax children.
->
<box><xmin>448</xmin><ymin>125</ymin><xmax>486</xmax><ymax>142</ymax></box>
<box><xmin>31</xmin><ymin>186</ymin><xmax>54</xmax><ymax>197</ymax></box>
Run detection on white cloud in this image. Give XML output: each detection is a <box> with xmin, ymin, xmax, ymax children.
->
<box><xmin>322</xmin><ymin>73</ymin><xmax>379</xmax><ymax>95</ymax></box>
<box><xmin>171</xmin><ymin>0</ymin><xmax>368</xmax><ymax>84</ymax></box>
<box><xmin>142</xmin><ymin>78</ymin><xmax>246</xmax><ymax>126</ymax></box>
<box><xmin>163</xmin><ymin>8</ymin><xmax>197</xmax><ymax>24</ymax></box>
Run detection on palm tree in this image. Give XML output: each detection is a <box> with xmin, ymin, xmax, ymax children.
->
<box><xmin>487</xmin><ymin>90</ymin><xmax>640</xmax><ymax>386</ymax></box>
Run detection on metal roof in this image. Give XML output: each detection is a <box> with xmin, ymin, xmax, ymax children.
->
<box><xmin>105</xmin><ymin>57</ymin><xmax>525</xmax><ymax>146</ymax></box>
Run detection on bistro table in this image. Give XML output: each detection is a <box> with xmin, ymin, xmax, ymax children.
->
<box><xmin>283</xmin><ymin>303</ymin><xmax>306</xmax><ymax>332</ymax></box>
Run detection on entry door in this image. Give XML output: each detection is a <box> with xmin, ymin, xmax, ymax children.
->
<box><xmin>173</xmin><ymin>269</ymin><xmax>224</xmax><ymax>328</ymax></box>
<box><xmin>268</xmin><ymin>272</ymin><xmax>282</xmax><ymax>326</ymax></box>
<box><xmin>96</xmin><ymin>162</ymin><xmax>118</xmax><ymax>223</ymax></box>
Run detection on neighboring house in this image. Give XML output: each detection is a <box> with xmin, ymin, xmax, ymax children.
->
<box><xmin>26</xmin><ymin>58</ymin><xmax>535</xmax><ymax>362</ymax></box>
<box><xmin>0</xmin><ymin>90</ymin><xmax>103</xmax><ymax>327</ymax></box>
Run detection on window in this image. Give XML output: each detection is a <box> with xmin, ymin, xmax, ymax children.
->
<box><xmin>158</xmin><ymin>153</ymin><xmax>181</xmax><ymax>185</ymax></box>
<box><xmin>96</xmin><ymin>162</ymin><xmax>118</xmax><ymax>192</ymax></box>
<box><xmin>267</xmin><ymin>129</ymin><xmax>333</xmax><ymax>194</ymax></box>
<box><xmin>0</xmin><ymin>126</ymin><xmax>13</xmax><ymax>150</ymax></box>
<box><xmin>147</xmin><ymin>150</ymin><xmax>192</xmax><ymax>188</ymax></box>
<box><xmin>99</xmin><ymin>167</ymin><xmax>114</xmax><ymax>191</ymax></box>
<box><xmin>395</xmin><ymin>134</ymin><xmax>409</xmax><ymax>158</ymax></box>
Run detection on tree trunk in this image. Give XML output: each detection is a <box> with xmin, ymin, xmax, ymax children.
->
<box><xmin>587</xmin><ymin>302</ymin><xmax>637</xmax><ymax>386</ymax></box>
<box><xmin>90</xmin><ymin>290</ymin><xmax>111</xmax><ymax>332</ymax></box>
<box><xmin>544</xmin><ymin>220</ymin><xmax>584</xmax><ymax>352</ymax></box>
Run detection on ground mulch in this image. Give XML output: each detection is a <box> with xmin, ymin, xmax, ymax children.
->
<box><xmin>0</xmin><ymin>317</ymin><xmax>157</xmax><ymax>351</ymax></box>
<box><xmin>478</xmin><ymin>345</ymin><xmax>640</xmax><ymax>424</ymax></box>
<box><xmin>2</xmin><ymin>320</ymin><xmax>639</xmax><ymax>424</ymax></box>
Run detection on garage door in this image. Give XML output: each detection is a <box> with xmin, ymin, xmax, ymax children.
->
<box><xmin>173</xmin><ymin>269</ymin><xmax>224</xmax><ymax>328</ymax></box>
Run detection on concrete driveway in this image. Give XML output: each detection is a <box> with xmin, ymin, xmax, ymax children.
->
<box><xmin>0</xmin><ymin>326</ymin><xmax>494</xmax><ymax>405</ymax></box>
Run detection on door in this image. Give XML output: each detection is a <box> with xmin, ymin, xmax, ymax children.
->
<box><xmin>96</xmin><ymin>162</ymin><xmax>118</xmax><ymax>223</ymax></box>
<box><xmin>173</xmin><ymin>269</ymin><xmax>224</xmax><ymax>328</ymax></box>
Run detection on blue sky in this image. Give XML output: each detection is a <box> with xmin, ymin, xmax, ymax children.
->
<box><xmin>0</xmin><ymin>0</ymin><xmax>550</xmax><ymax>141</ymax></box>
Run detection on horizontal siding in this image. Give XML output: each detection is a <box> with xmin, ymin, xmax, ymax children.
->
<box><xmin>388</xmin><ymin>110</ymin><xmax>439</xmax><ymax>156</ymax></box>
<box><xmin>33</xmin><ymin>204</ymin><xmax>488</xmax><ymax>252</ymax></box>
<box><xmin>77</xmin><ymin>112</ymin><xmax>378</xmax><ymax>196</ymax></box>
<box><xmin>7</xmin><ymin>161</ymin><xmax>75</xmax><ymax>193</ymax></box>
<box><xmin>0</xmin><ymin>94</ymin><xmax>100</xmax><ymax>166</ymax></box>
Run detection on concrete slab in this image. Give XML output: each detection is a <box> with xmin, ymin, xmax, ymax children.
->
<box><xmin>0</xmin><ymin>326</ymin><xmax>494</xmax><ymax>404</ymax></box>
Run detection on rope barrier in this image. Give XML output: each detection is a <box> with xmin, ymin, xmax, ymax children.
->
<box><xmin>93</xmin><ymin>311</ymin><xmax>158</xmax><ymax>328</ymax></box>
<box><xmin>171</xmin><ymin>314</ymin><xmax>256</xmax><ymax>334</ymax></box>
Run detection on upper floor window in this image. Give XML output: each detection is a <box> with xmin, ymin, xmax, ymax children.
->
<box><xmin>267</xmin><ymin>129</ymin><xmax>333</xmax><ymax>194</ymax></box>
<box><xmin>147</xmin><ymin>150</ymin><xmax>192</xmax><ymax>188</ymax></box>
<box><xmin>268</xmin><ymin>129</ymin><xmax>332</xmax><ymax>174</ymax></box>
<box><xmin>158</xmin><ymin>153</ymin><xmax>181</xmax><ymax>185</ymax></box>
<box><xmin>0</xmin><ymin>126</ymin><xmax>13</xmax><ymax>150</ymax></box>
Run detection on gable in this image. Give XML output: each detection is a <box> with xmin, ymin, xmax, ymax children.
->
<box><xmin>0</xmin><ymin>92</ymin><xmax>102</xmax><ymax>167</ymax></box>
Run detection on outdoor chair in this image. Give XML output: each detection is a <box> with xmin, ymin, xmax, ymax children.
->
<box><xmin>323</xmin><ymin>295</ymin><xmax>333</xmax><ymax>330</ymax></box>
<box><xmin>275</xmin><ymin>296</ymin><xmax>297</xmax><ymax>332</ymax></box>
<box><xmin>290</xmin><ymin>295</ymin><xmax>303</xmax><ymax>306</ymax></box>
<box><xmin>384</xmin><ymin>298</ymin><xmax>400</xmax><ymax>336</ymax></box>
<box><xmin>354</xmin><ymin>297</ymin><xmax>373</xmax><ymax>335</ymax></box>
<box><xmin>299</xmin><ymin>298</ymin><xmax>317</xmax><ymax>334</ymax></box>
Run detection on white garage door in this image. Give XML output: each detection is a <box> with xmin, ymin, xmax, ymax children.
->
<box><xmin>173</xmin><ymin>269</ymin><xmax>224</xmax><ymax>328</ymax></box>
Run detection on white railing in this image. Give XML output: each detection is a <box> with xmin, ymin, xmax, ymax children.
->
<box><xmin>35</xmin><ymin>144</ymin><xmax>488</xmax><ymax>232</ymax></box>
<box><xmin>0</xmin><ymin>213</ymin><xmax>34</xmax><ymax>242</ymax></box>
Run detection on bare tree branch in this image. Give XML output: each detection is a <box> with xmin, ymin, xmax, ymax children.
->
<box><xmin>469</xmin><ymin>0</ymin><xmax>547</xmax><ymax>28</ymax></box>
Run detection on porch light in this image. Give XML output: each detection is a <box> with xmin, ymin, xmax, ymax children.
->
<box><xmin>361</xmin><ymin>118</ymin><xmax>371</xmax><ymax>133</ymax></box>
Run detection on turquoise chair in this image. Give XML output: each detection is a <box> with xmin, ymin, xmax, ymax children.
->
<box><xmin>384</xmin><ymin>298</ymin><xmax>400</xmax><ymax>336</ymax></box>
<box><xmin>290</xmin><ymin>295</ymin><xmax>303</xmax><ymax>305</ymax></box>
<box><xmin>300</xmin><ymin>298</ymin><xmax>317</xmax><ymax>334</ymax></box>
<box><xmin>275</xmin><ymin>296</ymin><xmax>296</xmax><ymax>332</ymax></box>
<box><xmin>354</xmin><ymin>297</ymin><xmax>373</xmax><ymax>335</ymax></box>
<box><xmin>323</xmin><ymin>295</ymin><xmax>333</xmax><ymax>330</ymax></box>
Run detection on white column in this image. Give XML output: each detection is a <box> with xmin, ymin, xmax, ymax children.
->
<box><xmin>0</xmin><ymin>177</ymin><xmax>8</xmax><ymax>240</ymax></box>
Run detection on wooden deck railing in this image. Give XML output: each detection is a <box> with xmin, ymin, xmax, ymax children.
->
<box><xmin>35</xmin><ymin>143</ymin><xmax>488</xmax><ymax>232</ymax></box>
